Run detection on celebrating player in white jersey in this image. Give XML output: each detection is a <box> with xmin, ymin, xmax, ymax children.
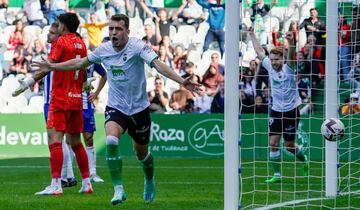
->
<box><xmin>33</xmin><ymin>14</ymin><xmax>201</xmax><ymax>205</ymax></box>
<box><xmin>249</xmin><ymin>29</ymin><xmax>309</xmax><ymax>183</ymax></box>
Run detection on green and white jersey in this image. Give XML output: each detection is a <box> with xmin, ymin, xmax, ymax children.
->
<box><xmin>262</xmin><ymin>57</ymin><xmax>302</xmax><ymax>112</ymax></box>
<box><xmin>87</xmin><ymin>37</ymin><xmax>158</xmax><ymax>115</ymax></box>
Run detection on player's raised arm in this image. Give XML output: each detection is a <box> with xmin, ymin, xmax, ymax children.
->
<box><xmin>151</xmin><ymin>59</ymin><xmax>202</xmax><ymax>94</ymax></box>
<box><xmin>285</xmin><ymin>32</ymin><xmax>296</xmax><ymax>69</ymax></box>
<box><xmin>248</xmin><ymin>29</ymin><xmax>266</xmax><ymax>61</ymax></box>
<box><xmin>32</xmin><ymin>56</ymin><xmax>92</xmax><ymax>71</ymax></box>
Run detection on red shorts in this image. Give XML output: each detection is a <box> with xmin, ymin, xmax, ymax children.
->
<box><xmin>47</xmin><ymin>108</ymin><xmax>83</xmax><ymax>133</ymax></box>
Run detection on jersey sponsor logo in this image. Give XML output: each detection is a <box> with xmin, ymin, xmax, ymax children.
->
<box><xmin>188</xmin><ymin>119</ymin><xmax>224</xmax><ymax>156</ymax></box>
<box><xmin>68</xmin><ymin>92</ymin><xmax>82</xmax><ymax>98</ymax></box>
<box><xmin>110</xmin><ymin>65</ymin><xmax>128</xmax><ymax>82</ymax></box>
<box><xmin>123</xmin><ymin>53</ymin><xmax>127</xmax><ymax>61</ymax></box>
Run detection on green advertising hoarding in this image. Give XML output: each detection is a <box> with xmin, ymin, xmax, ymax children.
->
<box><xmin>0</xmin><ymin>114</ymin><xmax>359</xmax><ymax>161</ymax></box>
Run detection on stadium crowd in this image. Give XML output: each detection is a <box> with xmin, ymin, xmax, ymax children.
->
<box><xmin>0</xmin><ymin>0</ymin><xmax>359</xmax><ymax>114</ymax></box>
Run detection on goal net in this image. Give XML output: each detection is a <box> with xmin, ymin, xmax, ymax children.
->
<box><xmin>239</xmin><ymin>0</ymin><xmax>360</xmax><ymax>209</ymax></box>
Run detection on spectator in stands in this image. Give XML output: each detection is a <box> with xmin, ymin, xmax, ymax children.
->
<box><xmin>9</xmin><ymin>45</ymin><xmax>28</xmax><ymax>76</ymax></box>
<box><xmin>242</xmin><ymin>68</ymin><xmax>256</xmax><ymax>100</ymax></box>
<box><xmin>154</xmin><ymin>8</ymin><xmax>174</xmax><ymax>39</ymax></box>
<box><xmin>82</xmin><ymin>13</ymin><xmax>108</xmax><ymax>49</ymax></box>
<box><xmin>296</xmin><ymin>51</ymin><xmax>311</xmax><ymax>81</ymax></box>
<box><xmin>108</xmin><ymin>0</ymin><xmax>131</xmax><ymax>16</ymax></box>
<box><xmin>158</xmin><ymin>43</ymin><xmax>173</xmax><ymax>68</ymax></box>
<box><xmin>142</xmin><ymin>23</ymin><xmax>159</xmax><ymax>52</ymax></box>
<box><xmin>246</xmin><ymin>0</ymin><xmax>277</xmax><ymax>45</ymax></box>
<box><xmin>340</xmin><ymin>92</ymin><xmax>360</xmax><ymax>114</ymax></box>
<box><xmin>210</xmin><ymin>80</ymin><xmax>224</xmax><ymax>113</ymax></box>
<box><xmin>301</xmin><ymin>35</ymin><xmax>324</xmax><ymax>86</ymax></box>
<box><xmin>48</xmin><ymin>0</ymin><xmax>68</xmax><ymax>25</ymax></box>
<box><xmin>23</xmin><ymin>0</ymin><xmax>44</xmax><ymax>27</ymax></box>
<box><xmin>339</xmin><ymin>15</ymin><xmax>351</xmax><ymax>81</ymax></box>
<box><xmin>148</xmin><ymin>77</ymin><xmax>169</xmax><ymax>113</ymax></box>
<box><xmin>202</xmin><ymin>64</ymin><xmax>224</xmax><ymax>96</ymax></box>
<box><xmin>172</xmin><ymin>44</ymin><xmax>187</xmax><ymax>75</ymax></box>
<box><xmin>254</xmin><ymin>95</ymin><xmax>268</xmax><ymax>114</ymax></box>
<box><xmin>196</xmin><ymin>0</ymin><xmax>225</xmax><ymax>56</ymax></box>
<box><xmin>299</xmin><ymin>8</ymin><xmax>326</xmax><ymax>45</ymax></box>
<box><xmin>169</xmin><ymin>85</ymin><xmax>194</xmax><ymax>112</ymax></box>
<box><xmin>194</xmin><ymin>85</ymin><xmax>212</xmax><ymax>113</ymax></box>
<box><xmin>159</xmin><ymin>35</ymin><xmax>174</xmax><ymax>58</ymax></box>
<box><xmin>182</xmin><ymin>61</ymin><xmax>196</xmax><ymax>79</ymax></box>
<box><xmin>139</xmin><ymin>0</ymin><xmax>164</xmax><ymax>16</ymax></box>
<box><xmin>0</xmin><ymin>0</ymin><xmax>8</xmax><ymax>28</ymax></box>
<box><xmin>8</xmin><ymin>20</ymin><xmax>25</xmax><ymax>50</ymax></box>
<box><xmin>351</xmin><ymin>7</ymin><xmax>360</xmax><ymax>55</ymax></box>
<box><xmin>349</xmin><ymin>54</ymin><xmax>360</xmax><ymax>94</ymax></box>
<box><xmin>172</xmin><ymin>0</ymin><xmax>204</xmax><ymax>29</ymax></box>
<box><xmin>246</xmin><ymin>0</ymin><xmax>278</xmax><ymax>23</ymax></box>
<box><xmin>28</xmin><ymin>38</ymin><xmax>46</xmax><ymax>61</ymax></box>
<box><xmin>210</xmin><ymin>52</ymin><xmax>224</xmax><ymax>75</ymax></box>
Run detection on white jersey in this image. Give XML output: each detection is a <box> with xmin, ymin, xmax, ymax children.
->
<box><xmin>262</xmin><ymin>57</ymin><xmax>301</xmax><ymax>112</ymax></box>
<box><xmin>87</xmin><ymin>37</ymin><xmax>158</xmax><ymax>115</ymax></box>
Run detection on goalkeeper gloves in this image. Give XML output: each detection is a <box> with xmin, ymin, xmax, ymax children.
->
<box><xmin>83</xmin><ymin>77</ymin><xmax>96</xmax><ymax>92</ymax></box>
<box><xmin>12</xmin><ymin>77</ymin><xmax>35</xmax><ymax>97</ymax></box>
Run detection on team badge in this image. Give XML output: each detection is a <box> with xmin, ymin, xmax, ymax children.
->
<box><xmin>123</xmin><ymin>53</ymin><xmax>127</xmax><ymax>61</ymax></box>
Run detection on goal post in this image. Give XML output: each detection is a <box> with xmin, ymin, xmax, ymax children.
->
<box><xmin>325</xmin><ymin>0</ymin><xmax>338</xmax><ymax>198</ymax></box>
<box><xmin>224</xmin><ymin>0</ymin><xmax>240</xmax><ymax>210</ymax></box>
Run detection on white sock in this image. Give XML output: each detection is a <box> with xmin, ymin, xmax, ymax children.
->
<box><xmin>86</xmin><ymin>146</ymin><xmax>96</xmax><ymax>175</ymax></box>
<box><xmin>61</xmin><ymin>140</ymin><xmax>69</xmax><ymax>180</ymax></box>
<box><xmin>51</xmin><ymin>178</ymin><xmax>61</xmax><ymax>187</ymax></box>
<box><xmin>114</xmin><ymin>185</ymin><xmax>124</xmax><ymax>193</ymax></box>
<box><xmin>82</xmin><ymin>178</ymin><xmax>90</xmax><ymax>186</ymax></box>
<box><xmin>66</xmin><ymin>144</ymin><xmax>75</xmax><ymax>179</ymax></box>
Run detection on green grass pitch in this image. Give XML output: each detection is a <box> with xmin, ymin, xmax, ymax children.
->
<box><xmin>0</xmin><ymin>157</ymin><xmax>358</xmax><ymax>209</ymax></box>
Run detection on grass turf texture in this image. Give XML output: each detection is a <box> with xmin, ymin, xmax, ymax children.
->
<box><xmin>0</xmin><ymin>157</ymin><xmax>358</xmax><ymax>209</ymax></box>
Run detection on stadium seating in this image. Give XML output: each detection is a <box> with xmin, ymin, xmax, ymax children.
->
<box><xmin>1</xmin><ymin>105</ymin><xmax>19</xmax><ymax>113</ymax></box>
<box><xmin>28</xmin><ymin>95</ymin><xmax>44</xmax><ymax>110</ymax></box>
<box><xmin>7</xmin><ymin>95</ymin><xmax>27</xmax><ymax>111</ymax></box>
<box><xmin>23</xmin><ymin>25</ymin><xmax>42</xmax><ymax>40</ymax></box>
<box><xmin>172</xmin><ymin>25</ymin><xmax>197</xmax><ymax>49</ymax></box>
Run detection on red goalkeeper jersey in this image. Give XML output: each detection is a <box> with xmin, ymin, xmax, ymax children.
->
<box><xmin>48</xmin><ymin>33</ymin><xmax>87</xmax><ymax>110</ymax></box>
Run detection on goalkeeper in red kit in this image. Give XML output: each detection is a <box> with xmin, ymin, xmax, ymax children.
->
<box><xmin>34</xmin><ymin>13</ymin><xmax>93</xmax><ymax>195</ymax></box>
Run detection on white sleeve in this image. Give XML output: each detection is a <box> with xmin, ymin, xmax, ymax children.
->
<box><xmin>261</xmin><ymin>57</ymin><xmax>271</xmax><ymax>73</ymax></box>
<box><xmin>138</xmin><ymin>40</ymin><xmax>158</xmax><ymax>66</ymax></box>
<box><xmin>87</xmin><ymin>43</ymin><xmax>106</xmax><ymax>64</ymax></box>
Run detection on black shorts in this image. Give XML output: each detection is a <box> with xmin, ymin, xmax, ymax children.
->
<box><xmin>269</xmin><ymin>107</ymin><xmax>300</xmax><ymax>141</ymax></box>
<box><xmin>105</xmin><ymin>106</ymin><xmax>151</xmax><ymax>145</ymax></box>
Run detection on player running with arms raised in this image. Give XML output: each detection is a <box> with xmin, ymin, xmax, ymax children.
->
<box><xmin>249</xmin><ymin>29</ymin><xmax>309</xmax><ymax>183</ymax></box>
<box><xmin>33</xmin><ymin>14</ymin><xmax>201</xmax><ymax>205</ymax></box>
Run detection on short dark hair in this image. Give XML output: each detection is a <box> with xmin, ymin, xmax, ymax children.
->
<box><xmin>50</xmin><ymin>22</ymin><xmax>59</xmax><ymax>28</ymax></box>
<box><xmin>57</xmin><ymin>13</ymin><xmax>80</xmax><ymax>33</ymax></box>
<box><xmin>310</xmin><ymin>8</ymin><xmax>318</xmax><ymax>13</ymax></box>
<box><xmin>111</xmin><ymin>14</ymin><xmax>129</xmax><ymax>29</ymax></box>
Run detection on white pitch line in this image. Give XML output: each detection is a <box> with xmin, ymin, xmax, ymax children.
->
<box><xmin>253</xmin><ymin>190</ymin><xmax>360</xmax><ymax>210</ymax></box>
<box><xmin>0</xmin><ymin>181</ymin><xmax>223</xmax><ymax>185</ymax></box>
<box><xmin>0</xmin><ymin>165</ymin><xmax>223</xmax><ymax>169</ymax></box>
<box><xmin>0</xmin><ymin>165</ymin><xmax>327</xmax><ymax>170</ymax></box>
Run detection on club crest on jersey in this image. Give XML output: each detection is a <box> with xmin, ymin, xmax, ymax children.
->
<box><xmin>123</xmin><ymin>53</ymin><xmax>127</xmax><ymax>61</ymax></box>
